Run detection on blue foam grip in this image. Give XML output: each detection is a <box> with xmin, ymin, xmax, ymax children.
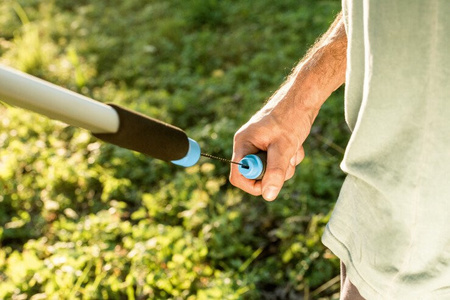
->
<box><xmin>171</xmin><ymin>138</ymin><xmax>201</xmax><ymax>167</ymax></box>
<box><xmin>238</xmin><ymin>153</ymin><xmax>266</xmax><ymax>180</ymax></box>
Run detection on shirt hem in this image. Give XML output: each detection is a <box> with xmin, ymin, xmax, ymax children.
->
<box><xmin>322</xmin><ymin>225</ymin><xmax>383</xmax><ymax>300</ymax></box>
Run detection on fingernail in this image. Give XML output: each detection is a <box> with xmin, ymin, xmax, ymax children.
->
<box><xmin>290</xmin><ymin>155</ymin><xmax>296</xmax><ymax>166</ymax></box>
<box><xmin>263</xmin><ymin>186</ymin><xmax>279</xmax><ymax>201</ymax></box>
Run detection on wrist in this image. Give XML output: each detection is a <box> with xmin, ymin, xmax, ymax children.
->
<box><xmin>264</xmin><ymin>74</ymin><xmax>321</xmax><ymax>122</ymax></box>
<box><xmin>257</xmin><ymin>86</ymin><xmax>319</xmax><ymax>139</ymax></box>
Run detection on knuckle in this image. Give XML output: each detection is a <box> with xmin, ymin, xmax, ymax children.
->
<box><xmin>285</xmin><ymin>166</ymin><xmax>296</xmax><ymax>181</ymax></box>
<box><xmin>266</xmin><ymin>166</ymin><xmax>286</xmax><ymax>181</ymax></box>
<box><xmin>285</xmin><ymin>136</ymin><xmax>300</xmax><ymax>151</ymax></box>
<box><xmin>233</xmin><ymin>130</ymin><xmax>243</xmax><ymax>141</ymax></box>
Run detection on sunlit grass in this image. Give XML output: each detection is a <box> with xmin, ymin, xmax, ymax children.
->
<box><xmin>0</xmin><ymin>0</ymin><xmax>346</xmax><ymax>299</ymax></box>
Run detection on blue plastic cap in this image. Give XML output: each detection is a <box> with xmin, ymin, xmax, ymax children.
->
<box><xmin>239</xmin><ymin>154</ymin><xmax>264</xmax><ymax>180</ymax></box>
<box><xmin>171</xmin><ymin>138</ymin><xmax>201</xmax><ymax>167</ymax></box>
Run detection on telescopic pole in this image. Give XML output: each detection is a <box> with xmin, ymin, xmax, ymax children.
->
<box><xmin>0</xmin><ymin>65</ymin><xmax>263</xmax><ymax>173</ymax></box>
<box><xmin>0</xmin><ymin>65</ymin><xmax>119</xmax><ymax>134</ymax></box>
<box><xmin>0</xmin><ymin>65</ymin><xmax>199</xmax><ymax>166</ymax></box>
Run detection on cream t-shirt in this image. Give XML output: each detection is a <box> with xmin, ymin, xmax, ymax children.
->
<box><xmin>322</xmin><ymin>0</ymin><xmax>450</xmax><ymax>298</ymax></box>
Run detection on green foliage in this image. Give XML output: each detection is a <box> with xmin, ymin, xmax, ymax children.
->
<box><xmin>0</xmin><ymin>0</ymin><xmax>348</xmax><ymax>299</ymax></box>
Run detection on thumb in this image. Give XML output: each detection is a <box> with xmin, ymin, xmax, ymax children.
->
<box><xmin>261</xmin><ymin>143</ymin><xmax>293</xmax><ymax>201</ymax></box>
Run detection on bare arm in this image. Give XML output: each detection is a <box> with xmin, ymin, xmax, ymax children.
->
<box><xmin>230</xmin><ymin>12</ymin><xmax>347</xmax><ymax>201</ymax></box>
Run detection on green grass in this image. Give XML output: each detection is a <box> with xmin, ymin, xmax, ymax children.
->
<box><xmin>0</xmin><ymin>0</ymin><xmax>348</xmax><ymax>299</ymax></box>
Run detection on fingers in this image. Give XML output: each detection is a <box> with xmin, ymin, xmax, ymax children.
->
<box><xmin>230</xmin><ymin>114</ymin><xmax>308</xmax><ymax>201</ymax></box>
<box><xmin>229</xmin><ymin>136</ymin><xmax>264</xmax><ymax>197</ymax></box>
<box><xmin>294</xmin><ymin>146</ymin><xmax>305</xmax><ymax>165</ymax></box>
<box><xmin>261</xmin><ymin>142</ymin><xmax>298</xmax><ymax>201</ymax></box>
<box><xmin>230</xmin><ymin>163</ymin><xmax>263</xmax><ymax>196</ymax></box>
<box><xmin>285</xmin><ymin>147</ymin><xmax>304</xmax><ymax>180</ymax></box>
<box><xmin>230</xmin><ymin>131</ymin><xmax>306</xmax><ymax>201</ymax></box>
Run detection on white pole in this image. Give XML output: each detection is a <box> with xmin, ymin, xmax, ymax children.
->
<box><xmin>0</xmin><ymin>65</ymin><xmax>119</xmax><ymax>133</ymax></box>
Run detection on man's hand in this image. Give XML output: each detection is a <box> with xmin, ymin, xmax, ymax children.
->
<box><xmin>230</xmin><ymin>12</ymin><xmax>347</xmax><ymax>201</ymax></box>
<box><xmin>230</xmin><ymin>84</ymin><xmax>319</xmax><ymax>201</ymax></box>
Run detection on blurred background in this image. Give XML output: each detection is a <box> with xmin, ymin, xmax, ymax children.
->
<box><xmin>0</xmin><ymin>0</ymin><xmax>350</xmax><ymax>299</ymax></box>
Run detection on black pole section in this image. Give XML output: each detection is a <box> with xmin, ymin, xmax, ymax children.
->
<box><xmin>93</xmin><ymin>104</ymin><xmax>189</xmax><ymax>162</ymax></box>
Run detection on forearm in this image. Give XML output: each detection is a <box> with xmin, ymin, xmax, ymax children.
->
<box><xmin>263</xmin><ymin>12</ymin><xmax>347</xmax><ymax>122</ymax></box>
<box><xmin>230</xmin><ymin>12</ymin><xmax>347</xmax><ymax>201</ymax></box>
